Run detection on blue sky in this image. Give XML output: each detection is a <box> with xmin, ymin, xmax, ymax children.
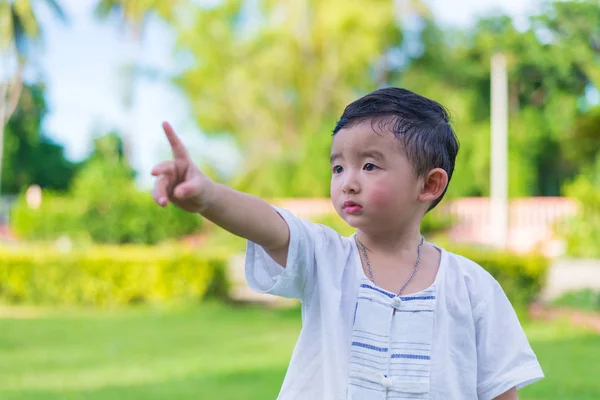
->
<box><xmin>35</xmin><ymin>0</ymin><xmax>537</xmax><ymax>188</ymax></box>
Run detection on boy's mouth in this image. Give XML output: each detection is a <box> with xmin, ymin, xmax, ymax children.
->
<box><xmin>343</xmin><ymin>201</ymin><xmax>362</xmax><ymax>214</ymax></box>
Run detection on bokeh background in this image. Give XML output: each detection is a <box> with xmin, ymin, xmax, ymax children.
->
<box><xmin>1</xmin><ymin>0</ymin><xmax>600</xmax><ymax>399</ymax></box>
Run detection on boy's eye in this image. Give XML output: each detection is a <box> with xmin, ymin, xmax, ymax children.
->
<box><xmin>332</xmin><ymin>165</ymin><xmax>343</xmax><ymax>174</ymax></box>
<box><xmin>363</xmin><ymin>163</ymin><xmax>377</xmax><ymax>171</ymax></box>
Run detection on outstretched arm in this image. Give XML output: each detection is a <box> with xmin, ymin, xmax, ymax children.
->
<box><xmin>151</xmin><ymin>122</ymin><xmax>290</xmax><ymax>266</ymax></box>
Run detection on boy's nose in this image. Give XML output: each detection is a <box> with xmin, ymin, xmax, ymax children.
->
<box><xmin>342</xmin><ymin>175</ymin><xmax>360</xmax><ymax>194</ymax></box>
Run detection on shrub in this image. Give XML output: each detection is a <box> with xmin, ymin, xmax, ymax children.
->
<box><xmin>0</xmin><ymin>244</ymin><xmax>229</xmax><ymax>307</ymax></box>
<box><xmin>11</xmin><ymin>160</ymin><xmax>201</xmax><ymax>244</ymax></box>
<box><xmin>445</xmin><ymin>243</ymin><xmax>549</xmax><ymax>311</ymax></box>
<box><xmin>558</xmin><ymin>158</ymin><xmax>600</xmax><ymax>258</ymax></box>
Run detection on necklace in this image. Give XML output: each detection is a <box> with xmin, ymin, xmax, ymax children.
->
<box><xmin>355</xmin><ymin>234</ymin><xmax>425</xmax><ymax>296</ymax></box>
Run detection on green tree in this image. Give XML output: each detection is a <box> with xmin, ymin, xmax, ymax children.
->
<box><xmin>534</xmin><ymin>0</ymin><xmax>600</xmax><ymax>179</ymax></box>
<box><xmin>562</xmin><ymin>106</ymin><xmax>600</xmax><ymax>172</ymax></box>
<box><xmin>0</xmin><ymin>0</ymin><xmax>67</xmax><ymax>194</ymax></box>
<box><xmin>398</xmin><ymin>3</ymin><xmax>596</xmax><ymax>198</ymax></box>
<box><xmin>533</xmin><ymin>0</ymin><xmax>600</xmax><ymax>90</ymax></box>
<box><xmin>1</xmin><ymin>83</ymin><xmax>77</xmax><ymax>194</ymax></box>
<box><xmin>175</xmin><ymin>0</ymin><xmax>423</xmax><ymax>197</ymax></box>
<box><xmin>173</xmin><ymin>0</ymin><xmax>598</xmax><ymax>199</ymax></box>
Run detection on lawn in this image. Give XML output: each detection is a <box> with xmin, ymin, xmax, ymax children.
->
<box><xmin>1</xmin><ymin>303</ymin><xmax>599</xmax><ymax>399</ymax></box>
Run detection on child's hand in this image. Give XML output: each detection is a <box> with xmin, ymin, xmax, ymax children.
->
<box><xmin>151</xmin><ymin>122</ymin><xmax>215</xmax><ymax>213</ymax></box>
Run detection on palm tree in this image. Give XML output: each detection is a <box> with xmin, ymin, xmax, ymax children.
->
<box><xmin>94</xmin><ymin>0</ymin><xmax>180</xmax><ymax>165</ymax></box>
<box><xmin>0</xmin><ymin>0</ymin><xmax>67</xmax><ymax>194</ymax></box>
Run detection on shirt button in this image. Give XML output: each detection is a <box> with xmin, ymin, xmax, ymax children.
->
<box><xmin>382</xmin><ymin>377</ymin><xmax>393</xmax><ymax>389</ymax></box>
<box><xmin>392</xmin><ymin>297</ymin><xmax>402</xmax><ymax>309</ymax></box>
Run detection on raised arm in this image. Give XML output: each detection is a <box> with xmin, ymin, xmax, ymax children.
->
<box><xmin>151</xmin><ymin>122</ymin><xmax>290</xmax><ymax>266</ymax></box>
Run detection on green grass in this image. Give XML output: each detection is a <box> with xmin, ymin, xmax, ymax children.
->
<box><xmin>0</xmin><ymin>303</ymin><xmax>599</xmax><ymax>399</ymax></box>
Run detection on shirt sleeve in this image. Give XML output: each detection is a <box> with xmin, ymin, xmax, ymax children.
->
<box><xmin>244</xmin><ymin>206</ymin><xmax>324</xmax><ymax>301</ymax></box>
<box><xmin>474</xmin><ymin>278</ymin><xmax>544</xmax><ymax>400</ymax></box>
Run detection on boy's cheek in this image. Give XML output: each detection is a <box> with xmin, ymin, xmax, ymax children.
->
<box><xmin>330</xmin><ymin>183</ymin><xmax>341</xmax><ymax>204</ymax></box>
<box><xmin>365</xmin><ymin>186</ymin><xmax>394</xmax><ymax>207</ymax></box>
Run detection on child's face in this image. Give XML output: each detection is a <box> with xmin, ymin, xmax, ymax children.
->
<box><xmin>330</xmin><ymin>121</ymin><xmax>424</xmax><ymax>232</ymax></box>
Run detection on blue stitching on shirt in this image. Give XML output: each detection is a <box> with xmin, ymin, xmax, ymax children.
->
<box><xmin>391</xmin><ymin>353</ymin><xmax>431</xmax><ymax>360</ymax></box>
<box><xmin>401</xmin><ymin>296</ymin><xmax>436</xmax><ymax>301</ymax></box>
<box><xmin>352</xmin><ymin>341</ymin><xmax>389</xmax><ymax>352</ymax></box>
<box><xmin>360</xmin><ymin>284</ymin><xmax>395</xmax><ymax>298</ymax></box>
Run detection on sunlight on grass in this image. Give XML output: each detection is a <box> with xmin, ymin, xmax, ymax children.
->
<box><xmin>0</xmin><ymin>303</ymin><xmax>598</xmax><ymax>400</ymax></box>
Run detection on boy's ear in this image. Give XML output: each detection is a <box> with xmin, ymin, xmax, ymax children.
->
<box><xmin>418</xmin><ymin>168</ymin><xmax>448</xmax><ymax>205</ymax></box>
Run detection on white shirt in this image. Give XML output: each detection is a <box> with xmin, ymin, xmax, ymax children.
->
<box><xmin>245</xmin><ymin>208</ymin><xmax>544</xmax><ymax>400</ymax></box>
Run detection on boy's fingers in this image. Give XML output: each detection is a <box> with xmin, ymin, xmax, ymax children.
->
<box><xmin>151</xmin><ymin>160</ymin><xmax>174</xmax><ymax>177</ymax></box>
<box><xmin>174</xmin><ymin>180</ymin><xmax>199</xmax><ymax>199</ymax></box>
<box><xmin>162</xmin><ymin>121</ymin><xmax>190</xmax><ymax>161</ymax></box>
<box><xmin>153</xmin><ymin>174</ymin><xmax>171</xmax><ymax>207</ymax></box>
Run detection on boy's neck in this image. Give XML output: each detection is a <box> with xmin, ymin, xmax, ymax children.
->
<box><xmin>356</xmin><ymin>226</ymin><xmax>424</xmax><ymax>256</ymax></box>
<box><xmin>356</xmin><ymin>225</ymin><xmax>440</xmax><ymax>295</ymax></box>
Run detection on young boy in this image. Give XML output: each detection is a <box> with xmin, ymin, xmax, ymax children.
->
<box><xmin>152</xmin><ymin>87</ymin><xmax>543</xmax><ymax>400</ymax></box>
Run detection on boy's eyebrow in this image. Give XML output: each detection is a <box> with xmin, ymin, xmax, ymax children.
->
<box><xmin>330</xmin><ymin>150</ymin><xmax>386</xmax><ymax>164</ymax></box>
<box><xmin>359</xmin><ymin>150</ymin><xmax>385</xmax><ymax>161</ymax></box>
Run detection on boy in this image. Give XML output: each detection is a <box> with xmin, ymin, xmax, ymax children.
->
<box><xmin>152</xmin><ymin>87</ymin><xmax>543</xmax><ymax>399</ymax></box>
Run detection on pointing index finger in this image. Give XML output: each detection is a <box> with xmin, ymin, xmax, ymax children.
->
<box><xmin>162</xmin><ymin>121</ymin><xmax>189</xmax><ymax>160</ymax></box>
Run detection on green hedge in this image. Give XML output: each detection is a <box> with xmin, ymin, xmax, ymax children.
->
<box><xmin>0</xmin><ymin>245</ymin><xmax>229</xmax><ymax>307</ymax></box>
<box><xmin>0</xmin><ymin>238</ymin><xmax>548</xmax><ymax>311</ymax></box>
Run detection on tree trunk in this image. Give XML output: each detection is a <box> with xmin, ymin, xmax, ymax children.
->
<box><xmin>120</xmin><ymin>26</ymin><xmax>143</xmax><ymax>168</ymax></box>
<box><xmin>0</xmin><ymin>61</ymin><xmax>24</xmax><ymax>195</ymax></box>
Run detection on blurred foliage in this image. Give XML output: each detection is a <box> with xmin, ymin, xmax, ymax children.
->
<box><xmin>0</xmin><ymin>0</ymin><xmax>67</xmax><ymax>53</ymax></box>
<box><xmin>175</xmin><ymin>0</ymin><xmax>408</xmax><ymax>197</ymax></box>
<box><xmin>94</xmin><ymin>0</ymin><xmax>182</xmax><ymax>35</ymax></box>
<box><xmin>173</xmin><ymin>0</ymin><xmax>600</xmax><ymax>201</ymax></box>
<box><xmin>0</xmin><ymin>0</ymin><xmax>68</xmax><ymax>197</ymax></box>
<box><xmin>558</xmin><ymin>156</ymin><xmax>600</xmax><ymax>258</ymax></box>
<box><xmin>11</xmin><ymin>136</ymin><xmax>201</xmax><ymax>244</ymax></box>
<box><xmin>398</xmin><ymin>1</ymin><xmax>600</xmax><ymax>198</ymax></box>
<box><xmin>1</xmin><ymin>83</ymin><xmax>77</xmax><ymax>194</ymax></box>
<box><xmin>562</xmin><ymin>106</ymin><xmax>600</xmax><ymax>171</ymax></box>
<box><xmin>0</xmin><ymin>243</ymin><xmax>228</xmax><ymax>306</ymax></box>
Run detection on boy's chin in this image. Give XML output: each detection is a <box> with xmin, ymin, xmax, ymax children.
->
<box><xmin>339</xmin><ymin>214</ymin><xmax>364</xmax><ymax>229</ymax></box>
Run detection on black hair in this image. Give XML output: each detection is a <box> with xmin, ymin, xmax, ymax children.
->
<box><xmin>332</xmin><ymin>87</ymin><xmax>459</xmax><ymax>211</ymax></box>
